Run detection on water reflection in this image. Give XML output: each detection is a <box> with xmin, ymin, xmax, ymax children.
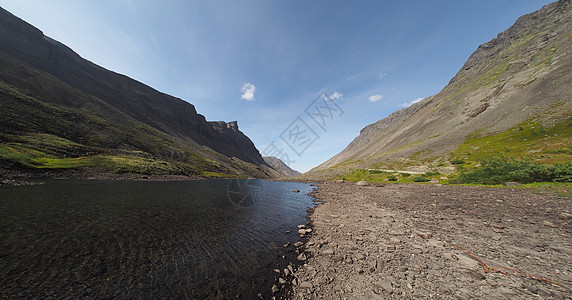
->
<box><xmin>0</xmin><ymin>179</ymin><xmax>315</xmax><ymax>298</ymax></box>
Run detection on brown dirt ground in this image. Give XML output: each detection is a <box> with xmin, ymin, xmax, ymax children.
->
<box><xmin>290</xmin><ymin>182</ymin><xmax>572</xmax><ymax>299</ymax></box>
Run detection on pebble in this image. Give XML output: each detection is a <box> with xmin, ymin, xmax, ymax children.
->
<box><xmin>297</xmin><ymin>253</ymin><xmax>307</xmax><ymax>261</ymax></box>
<box><xmin>321</xmin><ymin>248</ymin><xmax>334</xmax><ymax>256</ymax></box>
<box><xmin>271</xmin><ymin>284</ymin><xmax>279</xmax><ymax>293</ymax></box>
<box><xmin>299</xmin><ymin>281</ymin><xmax>313</xmax><ymax>289</ymax></box>
<box><xmin>416</xmin><ymin>231</ymin><xmax>432</xmax><ymax>239</ymax></box>
<box><xmin>294</xmin><ymin>241</ymin><xmax>304</xmax><ymax>248</ymax></box>
<box><xmin>375</xmin><ymin>279</ymin><xmax>392</xmax><ymax>293</ymax></box>
<box><xmin>356</xmin><ymin>181</ymin><xmax>369</xmax><ymax>186</ymax></box>
<box><xmin>558</xmin><ymin>212</ymin><xmax>572</xmax><ymax>220</ymax></box>
<box><xmin>542</xmin><ymin>220</ymin><xmax>557</xmax><ymax>228</ymax></box>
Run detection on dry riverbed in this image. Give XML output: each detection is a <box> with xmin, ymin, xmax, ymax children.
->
<box><xmin>291</xmin><ymin>182</ymin><xmax>572</xmax><ymax>299</ymax></box>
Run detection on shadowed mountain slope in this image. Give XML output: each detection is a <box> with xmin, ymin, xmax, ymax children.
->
<box><xmin>0</xmin><ymin>7</ymin><xmax>274</xmax><ymax>178</ymax></box>
<box><xmin>263</xmin><ymin>156</ymin><xmax>302</xmax><ymax>178</ymax></box>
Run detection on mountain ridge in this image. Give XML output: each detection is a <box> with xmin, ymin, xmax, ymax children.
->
<box><xmin>263</xmin><ymin>156</ymin><xmax>302</xmax><ymax>178</ymax></box>
<box><xmin>0</xmin><ymin>6</ymin><xmax>274</xmax><ymax>178</ymax></box>
<box><xmin>307</xmin><ymin>0</ymin><xmax>571</xmax><ymax>179</ymax></box>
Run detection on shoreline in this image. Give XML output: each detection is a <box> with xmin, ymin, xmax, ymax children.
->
<box><xmin>291</xmin><ymin>182</ymin><xmax>572</xmax><ymax>298</ymax></box>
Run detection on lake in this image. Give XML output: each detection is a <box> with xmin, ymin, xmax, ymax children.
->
<box><xmin>0</xmin><ymin>179</ymin><xmax>317</xmax><ymax>299</ymax></box>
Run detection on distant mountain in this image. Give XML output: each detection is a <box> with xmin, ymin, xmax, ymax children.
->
<box><xmin>263</xmin><ymin>156</ymin><xmax>301</xmax><ymax>177</ymax></box>
<box><xmin>0</xmin><ymin>7</ymin><xmax>275</xmax><ymax>178</ymax></box>
<box><xmin>307</xmin><ymin>0</ymin><xmax>571</xmax><ymax>179</ymax></box>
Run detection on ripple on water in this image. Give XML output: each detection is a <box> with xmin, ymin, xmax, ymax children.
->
<box><xmin>0</xmin><ymin>179</ymin><xmax>316</xmax><ymax>298</ymax></box>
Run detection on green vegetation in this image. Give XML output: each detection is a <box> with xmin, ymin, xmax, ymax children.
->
<box><xmin>0</xmin><ymin>133</ymin><xmax>232</xmax><ymax>176</ymax></box>
<box><xmin>450</xmin><ymin>158</ymin><xmax>572</xmax><ymax>185</ymax></box>
<box><xmin>452</xmin><ymin>118</ymin><xmax>572</xmax><ymax>166</ymax></box>
<box><xmin>333</xmin><ymin>169</ymin><xmax>441</xmax><ymax>184</ymax></box>
<box><xmin>413</xmin><ymin>176</ymin><xmax>430</xmax><ymax>182</ymax></box>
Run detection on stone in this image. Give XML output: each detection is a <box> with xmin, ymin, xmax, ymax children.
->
<box><xmin>284</xmin><ymin>268</ymin><xmax>290</xmax><ymax>276</ymax></box>
<box><xmin>333</xmin><ymin>179</ymin><xmax>344</xmax><ymax>183</ymax></box>
<box><xmin>271</xmin><ymin>284</ymin><xmax>279</xmax><ymax>293</ymax></box>
<box><xmin>294</xmin><ymin>241</ymin><xmax>304</xmax><ymax>248</ymax></box>
<box><xmin>543</xmin><ymin>220</ymin><xmax>557</xmax><ymax>228</ymax></box>
<box><xmin>430</xmin><ymin>178</ymin><xmax>439</xmax><ymax>184</ymax></box>
<box><xmin>505</xmin><ymin>182</ymin><xmax>521</xmax><ymax>186</ymax></box>
<box><xmin>375</xmin><ymin>279</ymin><xmax>392</xmax><ymax>293</ymax></box>
<box><xmin>297</xmin><ymin>253</ymin><xmax>307</xmax><ymax>261</ymax></box>
<box><xmin>283</xmin><ymin>242</ymin><xmax>290</xmax><ymax>248</ymax></box>
<box><xmin>299</xmin><ymin>281</ymin><xmax>313</xmax><ymax>289</ymax></box>
<box><xmin>356</xmin><ymin>180</ymin><xmax>369</xmax><ymax>186</ymax></box>
<box><xmin>297</xmin><ymin>224</ymin><xmax>306</xmax><ymax>229</ymax></box>
<box><xmin>278</xmin><ymin>278</ymin><xmax>287</xmax><ymax>285</ymax></box>
<box><xmin>365</xmin><ymin>290</ymin><xmax>383</xmax><ymax>300</ymax></box>
<box><xmin>368</xmin><ymin>260</ymin><xmax>377</xmax><ymax>271</ymax></box>
<box><xmin>416</xmin><ymin>231</ymin><xmax>432</xmax><ymax>239</ymax></box>
<box><xmin>558</xmin><ymin>212</ymin><xmax>572</xmax><ymax>220</ymax></box>
<box><xmin>354</xmin><ymin>253</ymin><xmax>365</xmax><ymax>260</ymax></box>
<box><xmin>321</xmin><ymin>248</ymin><xmax>334</xmax><ymax>256</ymax></box>
<box><xmin>298</xmin><ymin>229</ymin><xmax>307</xmax><ymax>235</ymax></box>
<box><xmin>292</xmin><ymin>189</ymin><xmax>300</xmax><ymax>192</ymax></box>
<box><xmin>389</xmin><ymin>237</ymin><xmax>401</xmax><ymax>244</ymax></box>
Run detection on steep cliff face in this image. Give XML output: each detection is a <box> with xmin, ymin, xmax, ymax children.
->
<box><xmin>311</xmin><ymin>0</ymin><xmax>571</xmax><ymax>175</ymax></box>
<box><xmin>0</xmin><ymin>7</ymin><xmax>271</xmax><ymax>177</ymax></box>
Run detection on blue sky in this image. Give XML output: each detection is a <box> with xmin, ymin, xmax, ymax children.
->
<box><xmin>1</xmin><ymin>0</ymin><xmax>553</xmax><ymax>172</ymax></box>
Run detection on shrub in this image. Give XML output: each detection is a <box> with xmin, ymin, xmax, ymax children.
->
<box><xmin>413</xmin><ymin>176</ymin><xmax>430</xmax><ymax>182</ymax></box>
<box><xmin>401</xmin><ymin>173</ymin><xmax>411</xmax><ymax>177</ymax></box>
<box><xmin>450</xmin><ymin>158</ymin><xmax>572</xmax><ymax>184</ymax></box>
<box><xmin>387</xmin><ymin>176</ymin><xmax>398</xmax><ymax>181</ymax></box>
<box><xmin>451</xmin><ymin>159</ymin><xmax>466</xmax><ymax>165</ymax></box>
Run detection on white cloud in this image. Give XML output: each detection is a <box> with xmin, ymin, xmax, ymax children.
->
<box><xmin>330</xmin><ymin>91</ymin><xmax>343</xmax><ymax>100</ymax></box>
<box><xmin>241</xmin><ymin>82</ymin><xmax>256</xmax><ymax>101</ymax></box>
<box><xmin>397</xmin><ymin>97</ymin><xmax>424</xmax><ymax>108</ymax></box>
<box><xmin>368</xmin><ymin>94</ymin><xmax>383</xmax><ymax>103</ymax></box>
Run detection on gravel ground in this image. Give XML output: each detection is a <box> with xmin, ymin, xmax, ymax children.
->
<box><xmin>290</xmin><ymin>182</ymin><xmax>572</xmax><ymax>299</ymax></box>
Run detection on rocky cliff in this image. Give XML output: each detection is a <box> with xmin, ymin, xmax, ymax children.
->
<box><xmin>310</xmin><ymin>0</ymin><xmax>571</xmax><ymax>177</ymax></box>
<box><xmin>0</xmin><ymin>6</ymin><xmax>272</xmax><ymax>177</ymax></box>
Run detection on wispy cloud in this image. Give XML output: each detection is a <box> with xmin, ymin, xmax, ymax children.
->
<box><xmin>330</xmin><ymin>91</ymin><xmax>343</xmax><ymax>100</ymax></box>
<box><xmin>240</xmin><ymin>82</ymin><xmax>256</xmax><ymax>101</ymax></box>
<box><xmin>397</xmin><ymin>97</ymin><xmax>424</xmax><ymax>108</ymax></box>
<box><xmin>368</xmin><ymin>94</ymin><xmax>383</xmax><ymax>103</ymax></box>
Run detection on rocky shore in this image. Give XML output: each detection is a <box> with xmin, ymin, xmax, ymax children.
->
<box><xmin>291</xmin><ymin>182</ymin><xmax>572</xmax><ymax>299</ymax></box>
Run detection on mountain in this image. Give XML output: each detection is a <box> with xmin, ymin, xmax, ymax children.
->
<box><xmin>263</xmin><ymin>156</ymin><xmax>302</xmax><ymax>177</ymax></box>
<box><xmin>307</xmin><ymin>0</ymin><xmax>571</xmax><ymax>179</ymax></box>
<box><xmin>0</xmin><ymin>7</ymin><xmax>275</xmax><ymax>178</ymax></box>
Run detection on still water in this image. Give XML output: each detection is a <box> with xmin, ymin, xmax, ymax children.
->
<box><xmin>0</xmin><ymin>179</ymin><xmax>316</xmax><ymax>299</ymax></box>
